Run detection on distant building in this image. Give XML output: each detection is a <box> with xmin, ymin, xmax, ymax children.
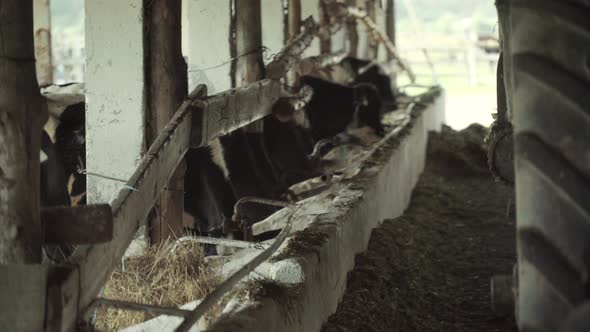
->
<box><xmin>52</xmin><ymin>30</ymin><xmax>85</xmax><ymax>84</ymax></box>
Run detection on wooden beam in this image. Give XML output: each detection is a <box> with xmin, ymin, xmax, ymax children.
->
<box><xmin>0</xmin><ymin>264</ymin><xmax>51</xmax><ymax>331</ymax></box>
<box><xmin>191</xmin><ymin>79</ymin><xmax>282</xmax><ymax>147</ymax></box>
<box><xmin>385</xmin><ymin>0</ymin><xmax>395</xmax><ymax>51</ymax></box>
<box><xmin>319</xmin><ymin>0</ymin><xmax>332</xmax><ymax>54</ymax></box>
<box><xmin>235</xmin><ymin>0</ymin><xmax>264</xmax><ymax>134</ymax></box>
<box><xmin>0</xmin><ymin>0</ymin><xmax>45</xmax><ymax>264</ymax></box>
<box><xmin>42</xmin><ymin>205</ymin><xmax>113</xmax><ymax>245</ymax></box>
<box><xmin>365</xmin><ymin>0</ymin><xmax>379</xmax><ymax>59</ymax></box>
<box><xmin>235</xmin><ymin>0</ymin><xmax>264</xmax><ymax>86</ymax></box>
<box><xmin>146</xmin><ymin>0</ymin><xmax>188</xmax><ymax>244</ymax></box>
<box><xmin>266</xmin><ymin>16</ymin><xmax>318</xmax><ymax>80</ymax></box>
<box><xmin>288</xmin><ymin>0</ymin><xmax>302</xmax><ymax>40</ymax></box>
<box><xmin>286</xmin><ymin>0</ymin><xmax>302</xmax><ymax>88</ymax></box>
<box><xmin>297</xmin><ymin>50</ymin><xmax>348</xmax><ymax>76</ymax></box>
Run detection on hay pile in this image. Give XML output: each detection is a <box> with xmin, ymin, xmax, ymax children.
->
<box><xmin>94</xmin><ymin>240</ymin><xmax>222</xmax><ymax>331</ymax></box>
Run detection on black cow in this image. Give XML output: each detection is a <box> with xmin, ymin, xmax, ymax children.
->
<box><xmin>40</xmin><ymin>130</ymin><xmax>71</xmax><ymax>207</ymax></box>
<box><xmin>341</xmin><ymin>57</ymin><xmax>397</xmax><ymax>110</ymax></box>
<box><xmin>263</xmin><ymin>114</ymin><xmax>318</xmax><ymax>187</ymax></box>
<box><xmin>215</xmin><ymin>130</ymin><xmax>286</xmax><ymax>226</ymax></box>
<box><xmin>54</xmin><ymin>102</ymin><xmax>86</xmax><ymax>206</ymax></box>
<box><xmin>184</xmin><ymin>146</ymin><xmax>238</xmax><ymax>256</ymax></box>
<box><xmin>300</xmin><ymin>75</ymin><xmax>384</xmax><ymax>141</ymax></box>
<box><xmin>41</xmin><ymin>130</ymin><xmax>75</xmax><ymax>263</ymax></box>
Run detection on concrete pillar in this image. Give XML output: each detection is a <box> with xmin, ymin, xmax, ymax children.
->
<box><xmin>261</xmin><ymin>0</ymin><xmax>284</xmax><ymax>65</ymax></box>
<box><xmin>33</xmin><ymin>0</ymin><xmax>53</xmax><ymax>86</ymax></box>
<box><xmin>187</xmin><ymin>0</ymin><xmax>231</xmax><ymax>94</ymax></box>
<box><xmin>85</xmin><ymin>0</ymin><xmax>146</xmax><ymax>204</ymax></box>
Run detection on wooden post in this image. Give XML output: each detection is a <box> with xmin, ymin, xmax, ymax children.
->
<box><xmin>235</xmin><ymin>0</ymin><xmax>264</xmax><ymax>86</ymax></box>
<box><xmin>385</xmin><ymin>0</ymin><xmax>395</xmax><ymax>54</ymax></box>
<box><xmin>366</xmin><ymin>0</ymin><xmax>379</xmax><ymax>59</ymax></box>
<box><xmin>288</xmin><ymin>0</ymin><xmax>302</xmax><ymax>41</ymax></box>
<box><xmin>147</xmin><ymin>0</ymin><xmax>188</xmax><ymax>244</ymax></box>
<box><xmin>0</xmin><ymin>0</ymin><xmax>45</xmax><ymax>263</ymax></box>
<box><xmin>346</xmin><ymin>0</ymin><xmax>359</xmax><ymax>57</ymax></box>
<box><xmin>287</xmin><ymin>0</ymin><xmax>302</xmax><ymax>89</ymax></box>
<box><xmin>319</xmin><ymin>0</ymin><xmax>332</xmax><ymax>54</ymax></box>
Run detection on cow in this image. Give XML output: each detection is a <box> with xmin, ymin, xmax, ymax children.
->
<box><xmin>40</xmin><ymin>129</ymin><xmax>75</xmax><ymax>263</ymax></box>
<box><xmin>183</xmin><ymin>145</ymin><xmax>238</xmax><ymax>256</ymax></box>
<box><xmin>341</xmin><ymin>57</ymin><xmax>397</xmax><ymax>111</ymax></box>
<box><xmin>300</xmin><ymin>75</ymin><xmax>384</xmax><ymax>141</ymax></box>
<box><xmin>54</xmin><ymin>102</ymin><xmax>86</xmax><ymax>206</ymax></box>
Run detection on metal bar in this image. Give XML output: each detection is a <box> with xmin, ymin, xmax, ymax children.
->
<box><xmin>175</xmin><ymin>209</ymin><xmax>295</xmax><ymax>332</ymax></box>
<box><xmin>90</xmin><ymin>298</ymin><xmax>192</xmax><ymax>318</ymax></box>
<box><xmin>233</xmin><ymin>197</ymin><xmax>290</xmax><ymax>218</ymax></box>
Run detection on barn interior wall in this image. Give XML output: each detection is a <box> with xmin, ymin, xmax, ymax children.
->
<box><xmin>186</xmin><ymin>0</ymin><xmax>232</xmax><ymax>94</ymax></box>
<box><xmin>85</xmin><ymin>0</ymin><xmax>146</xmax><ymax>205</ymax></box>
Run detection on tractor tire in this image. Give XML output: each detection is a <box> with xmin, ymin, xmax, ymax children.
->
<box><xmin>506</xmin><ymin>0</ymin><xmax>590</xmax><ymax>331</ymax></box>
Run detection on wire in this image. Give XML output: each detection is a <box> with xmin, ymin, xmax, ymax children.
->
<box><xmin>188</xmin><ymin>46</ymin><xmax>273</xmax><ymax>72</ymax></box>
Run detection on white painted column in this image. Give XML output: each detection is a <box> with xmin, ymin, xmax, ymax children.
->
<box><xmin>182</xmin><ymin>0</ymin><xmax>190</xmax><ymax>63</ymax></box>
<box><xmin>301</xmin><ymin>0</ymin><xmax>320</xmax><ymax>57</ymax></box>
<box><xmin>261</xmin><ymin>0</ymin><xmax>284</xmax><ymax>65</ymax></box>
<box><xmin>85</xmin><ymin>0</ymin><xmax>146</xmax><ymax>204</ymax></box>
<box><xmin>33</xmin><ymin>0</ymin><xmax>53</xmax><ymax>86</ymax></box>
<box><xmin>187</xmin><ymin>0</ymin><xmax>231</xmax><ymax>94</ymax></box>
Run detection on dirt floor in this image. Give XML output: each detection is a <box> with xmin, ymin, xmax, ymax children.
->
<box><xmin>321</xmin><ymin>124</ymin><xmax>518</xmax><ymax>332</ymax></box>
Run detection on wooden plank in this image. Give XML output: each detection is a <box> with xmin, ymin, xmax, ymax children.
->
<box><xmin>57</xmin><ymin>98</ymin><xmax>195</xmax><ymax>331</ymax></box>
<box><xmin>42</xmin><ymin>204</ymin><xmax>113</xmax><ymax>245</ymax></box>
<box><xmin>0</xmin><ymin>264</ymin><xmax>49</xmax><ymax>331</ymax></box>
<box><xmin>297</xmin><ymin>50</ymin><xmax>348</xmax><ymax>76</ymax></box>
<box><xmin>191</xmin><ymin>79</ymin><xmax>281</xmax><ymax>147</ymax></box>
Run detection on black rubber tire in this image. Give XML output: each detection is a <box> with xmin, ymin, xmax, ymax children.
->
<box><xmin>506</xmin><ymin>1</ymin><xmax>590</xmax><ymax>331</ymax></box>
<box><xmin>559</xmin><ymin>301</ymin><xmax>590</xmax><ymax>332</ymax></box>
<box><xmin>506</xmin><ymin>0</ymin><xmax>590</xmax><ymax>332</ymax></box>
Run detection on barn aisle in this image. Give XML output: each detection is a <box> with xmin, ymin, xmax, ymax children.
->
<box><xmin>322</xmin><ymin>124</ymin><xmax>517</xmax><ymax>332</ymax></box>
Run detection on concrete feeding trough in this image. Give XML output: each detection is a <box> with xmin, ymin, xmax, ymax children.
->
<box><xmin>124</xmin><ymin>86</ymin><xmax>445</xmax><ymax>331</ymax></box>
